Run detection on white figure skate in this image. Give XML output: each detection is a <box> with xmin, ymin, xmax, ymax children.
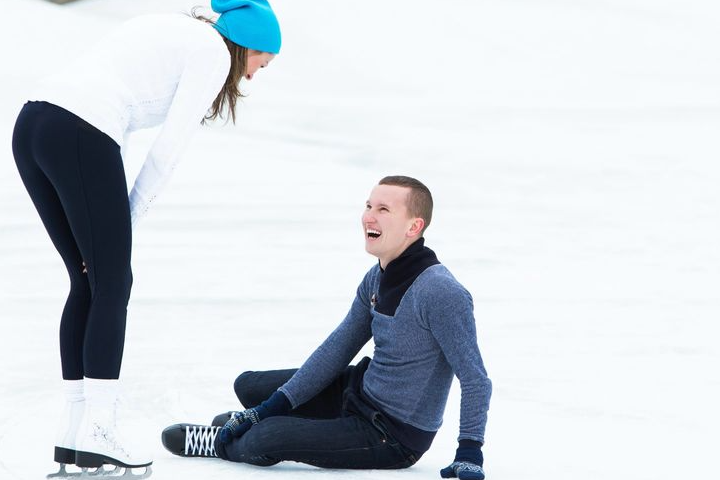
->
<box><xmin>47</xmin><ymin>380</ymin><xmax>114</xmax><ymax>479</ymax></box>
<box><xmin>47</xmin><ymin>396</ymin><xmax>85</xmax><ymax>478</ymax></box>
<box><xmin>74</xmin><ymin>379</ymin><xmax>152</xmax><ymax>479</ymax></box>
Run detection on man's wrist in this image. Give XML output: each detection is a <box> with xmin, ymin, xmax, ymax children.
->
<box><xmin>455</xmin><ymin>439</ymin><xmax>483</xmax><ymax>465</ymax></box>
<box><xmin>259</xmin><ymin>390</ymin><xmax>292</xmax><ymax>417</ymax></box>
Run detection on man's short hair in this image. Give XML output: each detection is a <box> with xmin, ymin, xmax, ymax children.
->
<box><xmin>378</xmin><ymin>175</ymin><xmax>433</xmax><ymax>235</ymax></box>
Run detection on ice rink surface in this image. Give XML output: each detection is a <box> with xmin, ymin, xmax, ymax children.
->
<box><xmin>1</xmin><ymin>0</ymin><xmax>719</xmax><ymax>479</ymax></box>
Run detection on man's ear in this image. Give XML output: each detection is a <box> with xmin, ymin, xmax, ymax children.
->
<box><xmin>407</xmin><ymin>218</ymin><xmax>425</xmax><ymax>238</ymax></box>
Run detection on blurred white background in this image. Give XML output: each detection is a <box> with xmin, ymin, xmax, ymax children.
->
<box><xmin>1</xmin><ymin>1</ymin><xmax>718</xmax><ymax>479</ymax></box>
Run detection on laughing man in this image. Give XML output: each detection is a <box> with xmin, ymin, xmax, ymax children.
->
<box><xmin>162</xmin><ymin>176</ymin><xmax>492</xmax><ymax>480</ymax></box>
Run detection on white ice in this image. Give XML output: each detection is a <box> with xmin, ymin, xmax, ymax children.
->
<box><xmin>1</xmin><ymin>1</ymin><xmax>719</xmax><ymax>479</ymax></box>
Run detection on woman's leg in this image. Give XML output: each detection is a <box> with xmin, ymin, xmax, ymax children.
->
<box><xmin>13</xmin><ymin>102</ymin><xmax>94</xmax><ymax>469</ymax></box>
<box><xmin>69</xmin><ymin>119</ymin><xmax>132</xmax><ymax>379</ymax></box>
<box><xmin>18</xmin><ymin>102</ymin><xmax>149</xmax><ymax>468</ymax></box>
<box><xmin>14</xmin><ymin>101</ymin><xmax>132</xmax><ymax>379</ymax></box>
<box><xmin>12</xmin><ymin>102</ymin><xmax>91</xmax><ymax>380</ymax></box>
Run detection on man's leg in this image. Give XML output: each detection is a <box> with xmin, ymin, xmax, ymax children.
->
<box><xmin>233</xmin><ymin>369</ymin><xmax>295</xmax><ymax>408</ymax></box>
<box><xmin>234</xmin><ymin>362</ymin><xmax>362</xmax><ymax>418</ymax></box>
<box><xmin>217</xmin><ymin>414</ymin><xmax>416</xmax><ymax>469</ymax></box>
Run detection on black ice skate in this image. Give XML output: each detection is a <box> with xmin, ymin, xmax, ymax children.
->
<box><xmin>161</xmin><ymin>424</ymin><xmax>220</xmax><ymax>457</ymax></box>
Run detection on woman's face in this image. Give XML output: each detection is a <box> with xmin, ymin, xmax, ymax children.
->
<box><xmin>245</xmin><ymin>50</ymin><xmax>275</xmax><ymax>80</ymax></box>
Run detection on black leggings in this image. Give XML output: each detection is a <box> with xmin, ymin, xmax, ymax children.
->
<box><xmin>12</xmin><ymin>101</ymin><xmax>132</xmax><ymax>380</ymax></box>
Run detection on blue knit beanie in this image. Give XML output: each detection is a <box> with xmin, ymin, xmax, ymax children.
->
<box><xmin>211</xmin><ymin>0</ymin><xmax>281</xmax><ymax>54</ymax></box>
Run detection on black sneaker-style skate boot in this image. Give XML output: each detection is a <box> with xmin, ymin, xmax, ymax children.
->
<box><xmin>161</xmin><ymin>424</ymin><xmax>220</xmax><ymax>457</ymax></box>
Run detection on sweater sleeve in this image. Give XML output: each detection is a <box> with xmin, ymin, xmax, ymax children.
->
<box><xmin>278</xmin><ymin>269</ymin><xmax>376</xmax><ymax>408</ymax></box>
<box><xmin>128</xmin><ymin>42</ymin><xmax>230</xmax><ymax>229</ymax></box>
<box><xmin>423</xmin><ymin>280</ymin><xmax>492</xmax><ymax>443</ymax></box>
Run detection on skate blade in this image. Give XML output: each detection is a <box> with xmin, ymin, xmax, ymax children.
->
<box><xmin>75</xmin><ymin>451</ymin><xmax>151</xmax><ymax>478</ymax></box>
<box><xmin>48</xmin><ymin>464</ymin><xmax>150</xmax><ymax>479</ymax></box>
<box><xmin>74</xmin><ymin>466</ymin><xmax>152</xmax><ymax>479</ymax></box>
<box><xmin>67</xmin><ymin>465</ymin><xmax>123</xmax><ymax>478</ymax></box>
<box><xmin>92</xmin><ymin>465</ymin><xmax>122</xmax><ymax>476</ymax></box>
<box><xmin>47</xmin><ymin>463</ymin><xmax>82</xmax><ymax>478</ymax></box>
<box><xmin>120</xmin><ymin>465</ymin><xmax>152</xmax><ymax>479</ymax></box>
<box><xmin>48</xmin><ymin>463</ymin><xmax>114</xmax><ymax>478</ymax></box>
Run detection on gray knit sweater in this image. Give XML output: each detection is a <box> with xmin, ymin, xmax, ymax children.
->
<box><xmin>279</xmin><ymin>263</ymin><xmax>492</xmax><ymax>442</ymax></box>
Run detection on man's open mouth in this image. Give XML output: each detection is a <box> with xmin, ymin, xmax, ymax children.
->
<box><xmin>367</xmin><ymin>228</ymin><xmax>381</xmax><ymax>239</ymax></box>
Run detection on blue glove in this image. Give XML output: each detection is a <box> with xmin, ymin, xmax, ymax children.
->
<box><xmin>217</xmin><ymin>390</ymin><xmax>291</xmax><ymax>444</ymax></box>
<box><xmin>440</xmin><ymin>440</ymin><xmax>485</xmax><ymax>480</ymax></box>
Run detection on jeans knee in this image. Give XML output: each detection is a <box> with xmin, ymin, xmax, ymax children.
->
<box><xmin>234</xmin><ymin>371</ymin><xmax>257</xmax><ymax>406</ymax></box>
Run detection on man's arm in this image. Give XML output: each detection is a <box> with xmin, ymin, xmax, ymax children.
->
<box><xmin>278</xmin><ymin>268</ymin><xmax>377</xmax><ymax>408</ymax></box>
<box><xmin>217</xmin><ymin>268</ymin><xmax>378</xmax><ymax>448</ymax></box>
<box><xmin>424</xmin><ymin>282</ymin><xmax>491</xmax><ymax>440</ymax></box>
<box><xmin>423</xmin><ymin>279</ymin><xmax>491</xmax><ymax>479</ymax></box>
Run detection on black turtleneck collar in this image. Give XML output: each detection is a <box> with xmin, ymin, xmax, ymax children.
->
<box><xmin>374</xmin><ymin>238</ymin><xmax>440</xmax><ymax>316</ymax></box>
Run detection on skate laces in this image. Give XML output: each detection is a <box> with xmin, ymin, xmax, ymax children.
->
<box><xmin>91</xmin><ymin>423</ymin><xmax>131</xmax><ymax>458</ymax></box>
<box><xmin>185</xmin><ymin>425</ymin><xmax>219</xmax><ymax>457</ymax></box>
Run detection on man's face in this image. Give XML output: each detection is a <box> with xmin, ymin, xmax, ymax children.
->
<box><xmin>361</xmin><ymin>184</ymin><xmax>422</xmax><ymax>267</ymax></box>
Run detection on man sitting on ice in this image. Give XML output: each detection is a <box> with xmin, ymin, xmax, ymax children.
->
<box><xmin>162</xmin><ymin>176</ymin><xmax>492</xmax><ymax>480</ymax></box>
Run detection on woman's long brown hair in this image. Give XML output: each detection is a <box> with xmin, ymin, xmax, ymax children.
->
<box><xmin>190</xmin><ymin>7</ymin><xmax>247</xmax><ymax>124</ymax></box>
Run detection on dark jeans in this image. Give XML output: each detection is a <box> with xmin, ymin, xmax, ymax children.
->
<box><xmin>216</xmin><ymin>360</ymin><xmax>418</xmax><ymax>469</ymax></box>
<box><xmin>12</xmin><ymin>101</ymin><xmax>132</xmax><ymax>380</ymax></box>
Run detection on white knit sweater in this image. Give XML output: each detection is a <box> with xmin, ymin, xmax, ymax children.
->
<box><xmin>32</xmin><ymin>13</ymin><xmax>231</xmax><ymax>229</ymax></box>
